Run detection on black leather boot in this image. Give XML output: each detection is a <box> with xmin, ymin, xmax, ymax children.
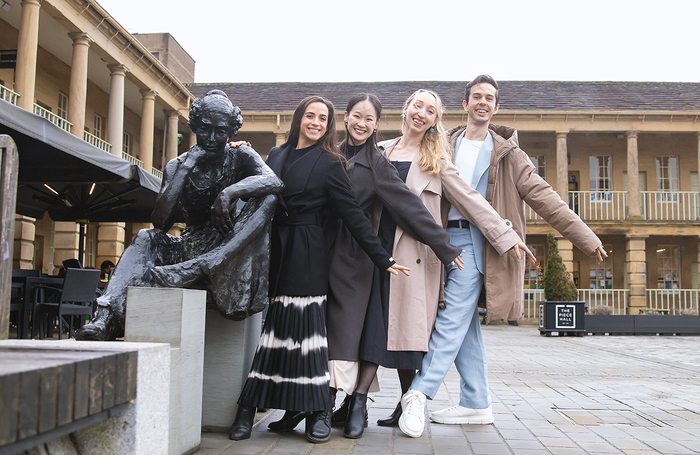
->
<box><xmin>331</xmin><ymin>395</ymin><xmax>351</xmax><ymax>427</ymax></box>
<box><xmin>268</xmin><ymin>410</ymin><xmax>311</xmax><ymax>432</ymax></box>
<box><xmin>229</xmin><ymin>405</ymin><xmax>256</xmax><ymax>440</ymax></box>
<box><xmin>306</xmin><ymin>388</ymin><xmax>334</xmax><ymax>443</ymax></box>
<box><xmin>343</xmin><ymin>392</ymin><xmax>368</xmax><ymax>439</ymax></box>
<box><xmin>377</xmin><ymin>402</ymin><xmax>402</xmax><ymax>427</ymax></box>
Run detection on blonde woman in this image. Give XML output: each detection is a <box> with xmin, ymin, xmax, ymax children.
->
<box><xmin>358</xmin><ymin>89</ymin><xmax>535</xmax><ymax>426</ymax></box>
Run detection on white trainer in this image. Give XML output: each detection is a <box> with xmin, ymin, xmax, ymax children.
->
<box><xmin>429</xmin><ymin>405</ymin><xmax>494</xmax><ymax>424</ymax></box>
<box><xmin>398</xmin><ymin>389</ymin><xmax>427</xmax><ymax>438</ymax></box>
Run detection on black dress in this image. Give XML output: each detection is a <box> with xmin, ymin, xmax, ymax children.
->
<box><xmin>359</xmin><ymin>161</ymin><xmax>423</xmax><ymax>369</ymax></box>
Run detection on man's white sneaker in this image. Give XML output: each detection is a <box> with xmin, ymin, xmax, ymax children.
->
<box><xmin>398</xmin><ymin>390</ymin><xmax>426</xmax><ymax>438</ymax></box>
<box><xmin>429</xmin><ymin>405</ymin><xmax>493</xmax><ymax>424</ymax></box>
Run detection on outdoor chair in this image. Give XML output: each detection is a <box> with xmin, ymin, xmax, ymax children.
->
<box><xmin>9</xmin><ymin>270</ymin><xmax>42</xmax><ymax>338</ymax></box>
<box><xmin>32</xmin><ymin>268</ymin><xmax>101</xmax><ymax>339</ymax></box>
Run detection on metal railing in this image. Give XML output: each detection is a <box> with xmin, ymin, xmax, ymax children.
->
<box><xmin>569</xmin><ymin>191</ymin><xmax>627</xmax><ymax>221</ymax></box>
<box><xmin>524</xmin><ymin>203</ymin><xmax>543</xmax><ymax>222</ymax></box>
<box><xmin>522</xmin><ymin>289</ymin><xmax>545</xmax><ymax>318</ymax></box>
<box><xmin>0</xmin><ymin>84</ymin><xmax>19</xmax><ymax>104</ymax></box>
<box><xmin>579</xmin><ymin>289</ymin><xmax>628</xmax><ymax>315</ymax></box>
<box><xmin>83</xmin><ymin>131</ymin><xmax>112</xmax><ymax>152</ymax></box>
<box><xmin>151</xmin><ymin>168</ymin><xmax>163</xmax><ymax>179</ymax></box>
<box><xmin>122</xmin><ymin>152</ymin><xmax>144</xmax><ymax>168</ymax></box>
<box><xmin>641</xmin><ymin>191</ymin><xmax>699</xmax><ymax>221</ymax></box>
<box><xmin>647</xmin><ymin>289</ymin><xmax>699</xmax><ymax>315</ymax></box>
<box><xmin>33</xmin><ymin>104</ymin><xmax>72</xmax><ymax>132</ymax></box>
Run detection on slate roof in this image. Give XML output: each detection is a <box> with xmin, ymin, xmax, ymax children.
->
<box><xmin>186</xmin><ymin>81</ymin><xmax>700</xmax><ymax>113</ymax></box>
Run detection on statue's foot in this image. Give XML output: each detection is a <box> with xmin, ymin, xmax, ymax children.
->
<box><xmin>150</xmin><ymin>262</ymin><xmax>203</xmax><ymax>288</ymax></box>
<box><xmin>75</xmin><ymin>307</ymin><xmax>124</xmax><ymax>341</ymax></box>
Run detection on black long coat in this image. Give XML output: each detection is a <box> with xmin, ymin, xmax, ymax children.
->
<box><xmin>326</xmin><ymin>143</ymin><xmax>462</xmax><ymax>361</ymax></box>
<box><xmin>266</xmin><ymin>144</ymin><xmax>393</xmax><ymax>298</ymax></box>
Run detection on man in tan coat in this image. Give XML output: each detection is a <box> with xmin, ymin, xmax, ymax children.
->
<box><xmin>399</xmin><ymin>75</ymin><xmax>607</xmax><ymax>438</ymax></box>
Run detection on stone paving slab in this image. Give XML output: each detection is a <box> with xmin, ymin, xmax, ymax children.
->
<box><xmin>197</xmin><ymin>326</ymin><xmax>700</xmax><ymax>455</ymax></box>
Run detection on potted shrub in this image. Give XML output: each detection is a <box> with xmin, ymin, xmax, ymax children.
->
<box><xmin>538</xmin><ymin>234</ymin><xmax>586</xmax><ymax>336</ymax></box>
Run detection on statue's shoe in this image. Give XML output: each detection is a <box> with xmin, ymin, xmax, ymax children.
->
<box><xmin>75</xmin><ymin>309</ymin><xmax>123</xmax><ymax>341</ymax></box>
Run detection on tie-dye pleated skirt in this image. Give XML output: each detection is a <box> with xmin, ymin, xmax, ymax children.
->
<box><xmin>238</xmin><ymin>294</ymin><xmax>330</xmax><ymax>412</ymax></box>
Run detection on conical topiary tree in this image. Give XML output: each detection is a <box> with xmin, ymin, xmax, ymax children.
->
<box><xmin>543</xmin><ymin>233</ymin><xmax>578</xmax><ymax>301</ymax></box>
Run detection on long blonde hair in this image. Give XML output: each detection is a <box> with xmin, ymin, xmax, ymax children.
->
<box><xmin>401</xmin><ymin>89</ymin><xmax>448</xmax><ymax>174</ymax></box>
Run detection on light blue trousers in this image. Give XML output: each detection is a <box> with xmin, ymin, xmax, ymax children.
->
<box><xmin>411</xmin><ymin>227</ymin><xmax>491</xmax><ymax>409</ymax></box>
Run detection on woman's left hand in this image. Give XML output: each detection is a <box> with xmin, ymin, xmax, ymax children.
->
<box><xmin>513</xmin><ymin>242</ymin><xmax>537</xmax><ymax>264</ymax></box>
<box><xmin>594</xmin><ymin>245</ymin><xmax>608</xmax><ymax>263</ymax></box>
<box><xmin>387</xmin><ymin>263</ymin><xmax>411</xmax><ymax>276</ymax></box>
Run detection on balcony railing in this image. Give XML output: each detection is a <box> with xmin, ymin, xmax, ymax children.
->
<box><xmin>569</xmin><ymin>191</ymin><xmax>627</xmax><ymax>221</ymax></box>
<box><xmin>647</xmin><ymin>289</ymin><xmax>699</xmax><ymax>315</ymax></box>
<box><xmin>84</xmin><ymin>131</ymin><xmax>112</xmax><ymax>152</ymax></box>
<box><xmin>151</xmin><ymin>168</ymin><xmax>163</xmax><ymax>179</ymax></box>
<box><xmin>33</xmin><ymin>104</ymin><xmax>72</xmax><ymax>132</ymax></box>
<box><xmin>122</xmin><ymin>151</ymin><xmax>144</xmax><ymax>168</ymax></box>
<box><xmin>0</xmin><ymin>84</ymin><xmax>19</xmax><ymax>105</ymax></box>
<box><xmin>522</xmin><ymin>288</ymin><xmax>628</xmax><ymax>318</ymax></box>
<box><xmin>524</xmin><ymin>203</ymin><xmax>543</xmax><ymax>222</ymax></box>
<box><xmin>641</xmin><ymin>191</ymin><xmax>699</xmax><ymax>221</ymax></box>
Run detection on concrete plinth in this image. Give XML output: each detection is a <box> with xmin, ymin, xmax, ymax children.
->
<box><xmin>201</xmin><ymin>309</ymin><xmax>261</xmax><ymax>432</ymax></box>
<box><xmin>125</xmin><ymin>287</ymin><xmax>206</xmax><ymax>455</ymax></box>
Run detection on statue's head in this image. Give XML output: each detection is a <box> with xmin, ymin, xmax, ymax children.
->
<box><xmin>189</xmin><ymin>90</ymin><xmax>243</xmax><ymax>152</ymax></box>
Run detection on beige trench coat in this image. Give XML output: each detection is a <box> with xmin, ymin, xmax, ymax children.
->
<box><xmin>446</xmin><ymin>124</ymin><xmax>603</xmax><ymax>322</ymax></box>
<box><xmin>377</xmin><ymin>138</ymin><xmax>521</xmax><ymax>352</ymax></box>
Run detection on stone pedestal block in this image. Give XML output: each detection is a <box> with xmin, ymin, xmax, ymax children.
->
<box><xmin>125</xmin><ymin>287</ymin><xmax>206</xmax><ymax>455</ymax></box>
<box><xmin>201</xmin><ymin>309</ymin><xmax>262</xmax><ymax>432</ymax></box>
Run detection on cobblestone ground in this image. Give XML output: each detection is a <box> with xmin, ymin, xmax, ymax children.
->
<box><xmin>197</xmin><ymin>326</ymin><xmax>700</xmax><ymax>455</ymax></box>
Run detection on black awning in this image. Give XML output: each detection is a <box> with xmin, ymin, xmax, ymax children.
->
<box><xmin>0</xmin><ymin>99</ymin><xmax>161</xmax><ymax>223</ymax></box>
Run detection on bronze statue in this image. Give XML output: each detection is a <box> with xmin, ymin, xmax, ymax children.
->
<box><xmin>76</xmin><ymin>90</ymin><xmax>283</xmax><ymax>341</ymax></box>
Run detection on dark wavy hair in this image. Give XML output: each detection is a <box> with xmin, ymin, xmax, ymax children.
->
<box><xmin>283</xmin><ymin>96</ymin><xmax>343</xmax><ymax>161</ymax></box>
<box><xmin>464</xmin><ymin>74</ymin><xmax>500</xmax><ymax>106</ymax></box>
<box><xmin>188</xmin><ymin>89</ymin><xmax>243</xmax><ymax>137</ymax></box>
<box><xmin>339</xmin><ymin>93</ymin><xmax>382</xmax><ymax>157</ymax></box>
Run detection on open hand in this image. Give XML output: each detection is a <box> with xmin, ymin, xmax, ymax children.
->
<box><xmin>513</xmin><ymin>242</ymin><xmax>537</xmax><ymax>264</ymax></box>
<box><xmin>595</xmin><ymin>245</ymin><xmax>608</xmax><ymax>263</ymax></box>
<box><xmin>388</xmin><ymin>263</ymin><xmax>411</xmax><ymax>276</ymax></box>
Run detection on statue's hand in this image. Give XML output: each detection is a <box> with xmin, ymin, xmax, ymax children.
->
<box><xmin>211</xmin><ymin>188</ymin><xmax>236</xmax><ymax>236</ymax></box>
<box><xmin>229</xmin><ymin>141</ymin><xmax>251</xmax><ymax>148</ymax></box>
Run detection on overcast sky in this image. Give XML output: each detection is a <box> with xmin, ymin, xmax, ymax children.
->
<box><xmin>98</xmin><ymin>0</ymin><xmax>699</xmax><ymax>84</ymax></box>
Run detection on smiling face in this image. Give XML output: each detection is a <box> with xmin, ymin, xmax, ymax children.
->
<box><xmin>297</xmin><ymin>102</ymin><xmax>329</xmax><ymax>149</ymax></box>
<box><xmin>194</xmin><ymin>104</ymin><xmax>231</xmax><ymax>154</ymax></box>
<box><xmin>344</xmin><ymin>100</ymin><xmax>379</xmax><ymax>146</ymax></box>
<box><xmin>463</xmin><ymin>82</ymin><xmax>499</xmax><ymax>125</ymax></box>
<box><xmin>403</xmin><ymin>91</ymin><xmax>438</xmax><ymax>136</ymax></box>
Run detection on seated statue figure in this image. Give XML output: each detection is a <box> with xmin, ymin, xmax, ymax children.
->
<box><xmin>77</xmin><ymin>90</ymin><xmax>283</xmax><ymax>341</ymax></box>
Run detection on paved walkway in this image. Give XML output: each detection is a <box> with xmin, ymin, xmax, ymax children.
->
<box><xmin>196</xmin><ymin>326</ymin><xmax>700</xmax><ymax>455</ymax></box>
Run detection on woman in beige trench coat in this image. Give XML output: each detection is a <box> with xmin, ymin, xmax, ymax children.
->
<box><xmin>357</xmin><ymin>89</ymin><xmax>532</xmax><ymax>425</ymax></box>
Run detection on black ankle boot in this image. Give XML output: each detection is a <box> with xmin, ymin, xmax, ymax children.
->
<box><xmin>229</xmin><ymin>405</ymin><xmax>256</xmax><ymax>440</ymax></box>
<box><xmin>331</xmin><ymin>395</ymin><xmax>351</xmax><ymax>427</ymax></box>
<box><xmin>306</xmin><ymin>409</ymin><xmax>331</xmax><ymax>443</ymax></box>
<box><xmin>268</xmin><ymin>410</ymin><xmax>311</xmax><ymax>432</ymax></box>
<box><xmin>377</xmin><ymin>402</ymin><xmax>402</xmax><ymax>427</ymax></box>
<box><xmin>343</xmin><ymin>392</ymin><xmax>368</xmax><ymax>439</ymax></box>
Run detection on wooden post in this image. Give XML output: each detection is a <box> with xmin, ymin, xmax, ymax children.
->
<box><xmin>0</xmin><ymin>135</ymin><xmax>19</xmax><ymax>340</ymax></box>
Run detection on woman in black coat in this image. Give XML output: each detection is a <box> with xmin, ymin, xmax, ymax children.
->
<box><xmin>229</xmin><ymin>96</ymin><xmax>408</xmax><ymax>444</ymax></box>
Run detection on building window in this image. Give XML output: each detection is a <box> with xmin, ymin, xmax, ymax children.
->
<box><xmin>589</xmin><ymin>244</ymin><xmax>613</xmax><ymax>289</ymax></box>
<box><xmin>524</xmin><ymin>244</ymin><xmax>546</xmax><ymax>290</ymax></box>
<box><xmin>529</xmin><ymin>156</ymin><xmax>546</xmax><ymax>179</ymax></box>
<box><xmin>57</xmin><ymin>92</ymin><xmax>68</xmax><ymax>120</ymax></box>
<box><xmin>589</xmin><ymin>156</ymin><xmax>612</xmax><ymax>201</ymax></box>
<box><xmin>657</xmin><ymin>245</ymin><xmax>680</xmax><ymax>289</ymax></box>
<box><xmin>94</xmin><ymin>115</ymin><xmax>103</xmax><ymax>139</ymax></box>
<box><xmin>123</xmin><ymin>132</ymin><xmax>131</xmax><ymax>155</ymax></box>
<box><xmin>656</xmin><ymin>156</ymin><xmax>679</xmax><ymax>202</ymax></box>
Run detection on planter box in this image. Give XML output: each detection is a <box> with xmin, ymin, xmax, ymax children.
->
<box><xmin>538</xmin><ymin>301</ymin><xmax>586</xmax><ymax>336</ymax></box>
<box><xmin>585</xmin><ymin>315</ymin><xmax>635</xmax><ymax>335</ymax></box>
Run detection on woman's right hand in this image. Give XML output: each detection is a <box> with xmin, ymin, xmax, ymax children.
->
<box><xmin>387</xmin><ymin>263</ymin><xmax>411</xmax><ymax>276</ymax></box>
<box><xmin>451</xmin><ymin>251</ymin><xmax>466</xmax><ymax>270</ymax></box>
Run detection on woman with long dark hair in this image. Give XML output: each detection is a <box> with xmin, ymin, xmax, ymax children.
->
<box><xmin>228</xmin><ymin>96</ymin><xmax>408</xmax><ymax>444</ymax></box>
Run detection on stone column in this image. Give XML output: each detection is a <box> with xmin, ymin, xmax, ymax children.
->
<box><xmin>96</xmin><ymin>222</ymin><xmax>125</xmax><ymax>267</ymax></box>
<box><xmin>129</xmin><ymin>223</ymin><xmax>152</xmax><ymax>243</ymax></box>
<box><xmin>15</xmin><ymin>0</ymin><xmax>42</xmax><ymax>111</ymax></box>
<box><xmin>106</xmin><ymin>64</ymin><xmax>127</xmax><ymax>157</ymax></box>
<box><xmin>557</xmin><ymin>237</ymin><xmax>575</xmax><ymax>278</ymax></box>
<box><xmin>556</xmin><ymin>131</ymin><xmax>569</xmax><ymax>203</ymax></box>
<box><xmin>626</xmin><ymin>131</ymin><xmax>641</xmax><ymax>219</ymax></box>
<box><xmin>165</xmin><ymin>110</ymin><xmax>179</xmax><ymax>163</ymax></box>
<box><xmin>139</xmin><ymin>90</ymin><xmax>156</xmax><ymax>172</ymax></box>
<box><xmin>13</xmin><ymin>215</ymin><xmax>35</xmax><ymax>269</ymax></box>
<box><xmin>53</xmin><ymin>222</ymin><xmax>80</xmax><ymax>270</ymax></box>
<box><xmin>189</xmin><ymin>132</ymin><xmax>197</xmax><ymax>149</ymax></box>
<box><xmin>167</xmin><ymin>223</ymin><xmax>185</xmax><ymax>238</ymax></box>
<box><xmin>626</xmin><ymin>235</ymin><xmax>648</xmax><ymax>313</ymax></box>
<box><xmin>275</xmin><ymin>133</ymin><xmax>286</xmax><ymax>147</ymax></box>
<box><xmin>67</xmin><ymin>32</ymin><xmax>91</xmax><ymax>138</ymax></box>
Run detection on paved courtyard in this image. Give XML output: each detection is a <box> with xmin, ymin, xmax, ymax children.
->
<box><xmin>196</xmin><ymin>326</ymin><xmax>700</xmax><ymax>455</ymax></box>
